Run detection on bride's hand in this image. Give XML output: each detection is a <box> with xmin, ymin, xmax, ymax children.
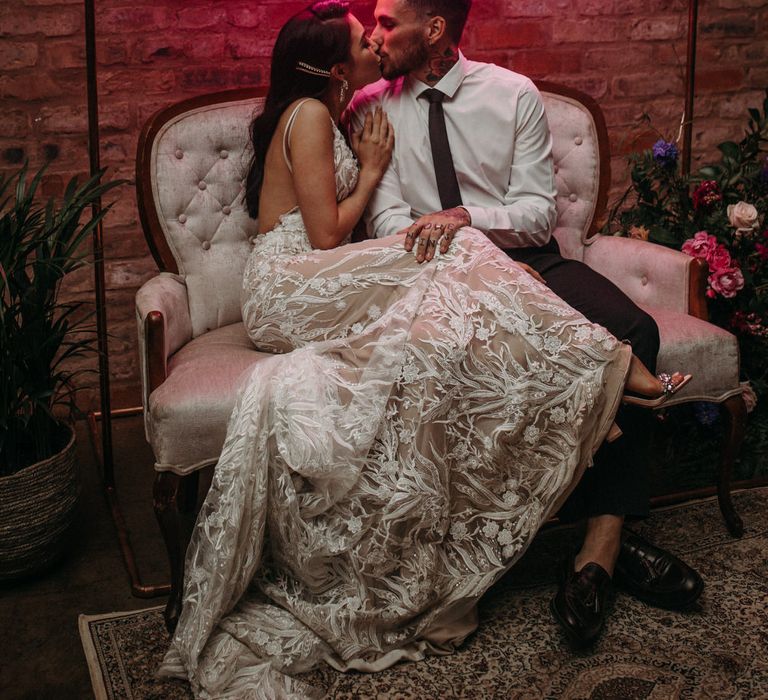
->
<box><xmin>351</xmin><ymin>108</ymin><xmax>394</xmax><ymax>182</ymax></box>
<box><xmin>512</xmin><ymin>262</ymin><xmax>546</xmax><ymax>285</ymax></box>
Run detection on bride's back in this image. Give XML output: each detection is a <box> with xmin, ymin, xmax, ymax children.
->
<box><xmin>257</xmin><ymin>101</ymin><xmax>305</xmax><ymax>235</ymax></box>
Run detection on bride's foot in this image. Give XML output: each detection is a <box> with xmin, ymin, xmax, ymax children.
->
<box><xmin>623</xmin><ymin>356</ymin><xmax>692</xmax><ymax>408</ymax></box>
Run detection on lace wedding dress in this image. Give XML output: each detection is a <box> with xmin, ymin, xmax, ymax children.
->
<box><xmin>159</xmin><ymin>113</ymin><xmax>631</xmax><ymax>698</ymax></box>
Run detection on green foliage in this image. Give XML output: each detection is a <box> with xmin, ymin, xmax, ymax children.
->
<box><xmin>604</xmin><ymin>92</ymin><xmax>768</xmax><ymax>397</ymax></box>
<box><xmin>0</xmin><ymin>163</ymin><xmax>121</xmax><ymax>476</ymax></box>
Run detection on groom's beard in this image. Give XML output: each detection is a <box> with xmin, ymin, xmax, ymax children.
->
<box><xmin>379</xmin><ymin>37</ymin><xmax>430</xmax><ymax>80</ymax></box>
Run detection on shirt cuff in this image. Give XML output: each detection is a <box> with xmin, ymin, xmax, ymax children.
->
<box><xmin>462</xmin><ymin>206</ymin><xmax>488</xmax><ymax>233</ymax></box>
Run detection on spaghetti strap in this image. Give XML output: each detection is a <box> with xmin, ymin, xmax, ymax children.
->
<box><xmin>282</xmin><ymin>99</ymin><xmax>313</xmax><ymax>174</ymax></box>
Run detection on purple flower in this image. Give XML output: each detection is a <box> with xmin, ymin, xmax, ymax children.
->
<box><xmin>652</xmin><ymin>139</ymin><xmax>679</xmax><ymax>168</ymax></box>
<box><xmin>693</xmin><ymin>401</ymin><xmax>720</xmax><ymax>427</ymax></box>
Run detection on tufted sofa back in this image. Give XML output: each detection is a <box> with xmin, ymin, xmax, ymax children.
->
<box><xmin>137</xmin><ymin>83</ymin><xmax>608</xmax><ymax>338</ymax></box>
<box><xmin>137</xmin><ymin>89</ymin><xmax>267</xmax><ymax>338</ymax></box>
<box><xmin>538</xmin><ymin>82</ymin><xmax>608</xmax><ymax>262</ymax></box>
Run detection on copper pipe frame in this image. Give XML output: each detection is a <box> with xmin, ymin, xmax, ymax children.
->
<box><xmin>83</xmin><ymin>0</ymin><xmax>168</xmax><ymax>598</ymax></box>
<box><xmin>682</xmin><ymin>0</ymin><xmax>699</xmax><ymax>176</ymax></box>
<box><xmin>86</xmin><ymin>409</ymin><xmax>170</xmax><ymax>597</ymax></box>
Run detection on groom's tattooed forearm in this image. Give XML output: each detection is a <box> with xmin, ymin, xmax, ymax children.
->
<box><xmin>425</xmin><ymin>47</ymin><xmax>459</xmax><ymax>85</ymax></box>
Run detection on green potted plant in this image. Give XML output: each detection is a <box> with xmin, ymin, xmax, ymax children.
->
<box><xmin>0</xmin><ymin>162</ymin><xmax>120</xmax><ymax>580</ymax></box>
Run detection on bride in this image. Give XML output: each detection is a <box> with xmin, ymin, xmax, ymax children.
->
<box><xmin>159</xmin><ymin>2</ymin><xmax>682</xmax><ymax>697</ymax></box>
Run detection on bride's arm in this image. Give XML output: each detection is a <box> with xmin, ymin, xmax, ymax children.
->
<box><xmin>289</xmin><ymin>101</ymin><xmax>393</xmax><ymax>250</ymax></box>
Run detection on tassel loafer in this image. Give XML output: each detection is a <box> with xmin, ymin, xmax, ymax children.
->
<box><xmin>550</xmin><ymin>558</ymin><xmax>612</xmax><ymax>648</ymax></box>
<box><xmin>613</xmin><ymin>529</ymin><xmax>704</xmax><ymax>610</ymax></box>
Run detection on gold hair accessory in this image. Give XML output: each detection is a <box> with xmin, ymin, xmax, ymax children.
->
<box><xmin>295</xmin><ymin>61</ymin><xmax>331</xmax><ymax>77</ymax></box>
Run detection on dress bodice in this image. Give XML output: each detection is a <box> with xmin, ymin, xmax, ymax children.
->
<box><xmin>248</xmin><ymin>121</ymin><xmax>359</xmax><ymax>259</ymax></box>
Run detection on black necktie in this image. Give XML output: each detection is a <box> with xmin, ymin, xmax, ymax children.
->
<box><xmin>421</xmin><ymin>88</ymin><xmax>463</xmax><ymax>210</ymax></box>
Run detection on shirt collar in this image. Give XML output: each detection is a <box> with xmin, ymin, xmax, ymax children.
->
<box><xmin>404</xmin><ymin>50</ymin><xmax>468</xmax><ymax>101</ymax></box>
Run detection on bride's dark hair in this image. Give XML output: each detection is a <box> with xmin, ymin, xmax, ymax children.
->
<box><xmin>245</xmin><ymin>0</ymin><xmax>351</xmax><ymax>219</ymax></box>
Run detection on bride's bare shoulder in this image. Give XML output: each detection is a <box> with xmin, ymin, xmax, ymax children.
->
<box><xmin>284</xmin><ymin>98</ymin><xmax>332</xmax><ymax>127</ymax></box>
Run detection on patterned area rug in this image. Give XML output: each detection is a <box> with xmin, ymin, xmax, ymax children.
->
<box><xmin>79</xmin><ymin>489</ymin><xmax>768</xmax><ymax>699</ymax></box>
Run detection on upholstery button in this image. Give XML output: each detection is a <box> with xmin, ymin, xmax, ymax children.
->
<box><xmin>178</xmin><ymin>214</ymin><xmax>187</xmax><ymax>224</ymax></box>
<box><xmin>569</xmin><ymin>193</ymin><xmax>578</xmax><ymax>202</ymax></box>
<box><xmin>220</xmin><ymin>149</ymin><xmax>229</xmax><ymax>159</ymax></box>
<box><xmin>175</xmin><ymin>149</ymin><xmax>183</xmax><ymax>159</ymax></box>
<box><xmin>222</xmin><ymin>205</ymin><xmax>231</xmax><ymax>215</ymax></box>
<box><xmin>198</xmin><ymin>180</ymin><xmax>207</xmax><ymax>190</ymax></box>
<box><xmin>574</xmin><ymin>136</ymin><xmax>583</xmax><ymax>145</ymax></box>
<box><xmin>641</xmin><ymin>275</ymin><xmax>648</xmax><ymax>286</ymax></box>
<box><xmin>554</xmin><ymin>165</ymin><xmax>559</xmax><ymax>174</ymax></box>
<box><xmin>202</xmin><ymin>240</ymin><xmax>211</xmax><ymax>250</ymax></box>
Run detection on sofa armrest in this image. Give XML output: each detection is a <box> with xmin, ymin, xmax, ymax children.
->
<box><xmin>582</xmin><ymin>235</ymin><xmax>708</xmax><ymax>319</ymax></box>
<box><xmin>135</xmin><ymin>273</ymin><xmax>193</xmax><ymax>407</ymax></box>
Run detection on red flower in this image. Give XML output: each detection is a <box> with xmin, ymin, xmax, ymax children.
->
<box><xmin>708</xmin><ymin>244</ymin><xmax>733</xmax><ymax>272</ymax></box>
<box><xmin>691</xmin><ymin>180</ymin><xmax>722</xmax><ymax>210</ymax></box>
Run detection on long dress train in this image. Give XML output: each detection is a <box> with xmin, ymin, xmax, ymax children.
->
<box><xmin>159</xmin><ymin>120</ymin><xmax>631</xmax><ymax>698</ymax></box>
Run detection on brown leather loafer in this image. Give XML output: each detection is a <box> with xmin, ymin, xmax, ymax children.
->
<box><xmin>613</xmin><ymin>529</ymin><xmax>703</xmax><ymax>610</ymax></box>
<box><xmin>550</xmin><ymin>558</ymin><xmax>612</xmax><ymax>648</ymax></box>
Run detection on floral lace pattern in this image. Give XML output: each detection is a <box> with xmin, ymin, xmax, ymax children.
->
<box><xmin>159</xmin><ymin>132</ymin><xmax>631</xmax><ymax>698</ymax></box>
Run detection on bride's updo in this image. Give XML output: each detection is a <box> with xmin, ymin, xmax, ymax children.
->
<box><xmin>245</xmin><ymin>1</ymin><xmax>352</xmax><ymax>219</ymax></box>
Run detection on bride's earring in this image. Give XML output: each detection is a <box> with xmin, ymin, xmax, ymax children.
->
<box><xmin>339</xmin><ymin>78</ymin><xmax>349</xmax><ymax>104</ymax></box>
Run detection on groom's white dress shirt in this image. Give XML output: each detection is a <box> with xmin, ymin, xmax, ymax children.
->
<box><xmin>348</xmin><ymin>53</ymin><xmax>557</xmax><ymax>249</ymax></box>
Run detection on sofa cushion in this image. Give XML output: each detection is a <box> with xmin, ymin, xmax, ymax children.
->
<box><xmin>147</xmin><ymin>322</ymin><xmax>271</xmax><ymax>474</ymax></box>
<box><xmin>644</xmin><ymin>305</ymin><xmax>742</xmax><ymax>406</ymax></box>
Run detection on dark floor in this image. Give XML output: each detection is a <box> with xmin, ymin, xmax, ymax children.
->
<box><xmin>0</xmin><ymin>416</ymin><xmax>170</xmax><ymax>700</ymax></box>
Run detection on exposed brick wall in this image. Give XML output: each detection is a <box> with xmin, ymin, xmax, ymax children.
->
<box><xmin>2</xmin><ymin>0</ymin><xmax>766</xmax><ymax>411</ymax></box>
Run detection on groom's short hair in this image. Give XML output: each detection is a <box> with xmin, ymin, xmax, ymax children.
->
<box><xmin>403</xmin><ymin>0</ymin><xmax>472</xmax><ymax>44</ymax></box>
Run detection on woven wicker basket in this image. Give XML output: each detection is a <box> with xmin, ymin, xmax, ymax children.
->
<box><xmin>0</xmin><ymin>424</ymin><xmax>80</xmax><ymax>580</ymax></box>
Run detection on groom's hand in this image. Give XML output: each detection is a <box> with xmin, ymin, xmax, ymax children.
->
<box><xmin>399</xmin><ymin>207</ymin><xmax>471</xmax><ymax>263</ymax></box>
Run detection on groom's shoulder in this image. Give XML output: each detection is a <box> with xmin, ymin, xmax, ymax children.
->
<box><xmin>349</xmin><ymin>77</ymin><xmax>407</xmax><ymax>112</ymax></box>
<box><xmin>464</xmin><ymin>58</ymin><xmax>537</xmax><ymax>93</ymax></box>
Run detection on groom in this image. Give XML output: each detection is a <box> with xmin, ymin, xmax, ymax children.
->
<box><xmin>349</xmin><ymin>0</ymin><xmax>703</xmax><ymax>647</ymax></box>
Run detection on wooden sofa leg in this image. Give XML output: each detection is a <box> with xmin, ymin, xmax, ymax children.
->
<box><xmin>153</xmin><ymin>471</ymin><xmax>185</xmax><ymax>633</ymax></box>
<box><xmin>718</xmin><ymin>394</ymin><xmax>747</xmax><ymax>538</ymax></box>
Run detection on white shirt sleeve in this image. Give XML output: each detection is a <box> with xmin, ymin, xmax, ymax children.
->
<box><xmin>461</xmin><ymin>86</ymin><xmax>557</xmax><ymax>249</ymax></box>
<box><xmin>348</xmin><ymin>94</ymin><xmax>415</xmax><ymax>238</ymax></box>
<box><xmin>364</xmin><ymin>162</ymin><xmax>414</xmax><ymax>238</ymax></box>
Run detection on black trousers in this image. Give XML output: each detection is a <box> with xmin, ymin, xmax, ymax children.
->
<box><xmin>506</xmin><ymin>238</ymin><xmax>660</xmax><ymax>521</ymax></box>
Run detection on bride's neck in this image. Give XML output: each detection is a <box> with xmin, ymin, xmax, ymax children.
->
<box><xmin>322</xmin><ymin>86</ymin><xmax>349</xmax><ymax>124</ymax></box>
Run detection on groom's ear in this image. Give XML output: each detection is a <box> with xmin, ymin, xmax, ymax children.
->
<box><xmin>426</xmin><ymin>15</ymin><xmax>446</xmax><ymax>45</ymax></box>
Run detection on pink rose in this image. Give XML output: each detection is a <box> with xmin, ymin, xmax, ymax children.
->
<box><xmin>707</xmin><ymin>244</ymin><xmax>732</xmax><ymax>272</ymax></box>
<box><xmin>682</xmin><ymin>231</ymin><xmax>718</xmax><ymax>260</ymax></box>
<box><xmin>708</xmin><ymin>266</ymin><xmax>744</xmax><ymax>298</ymax></box>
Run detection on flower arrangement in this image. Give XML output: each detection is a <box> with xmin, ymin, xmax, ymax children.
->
<box><xmin>604</xmin><ymin>92</ymin><xmax>768</xmax><ymax>400</ymax></box>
